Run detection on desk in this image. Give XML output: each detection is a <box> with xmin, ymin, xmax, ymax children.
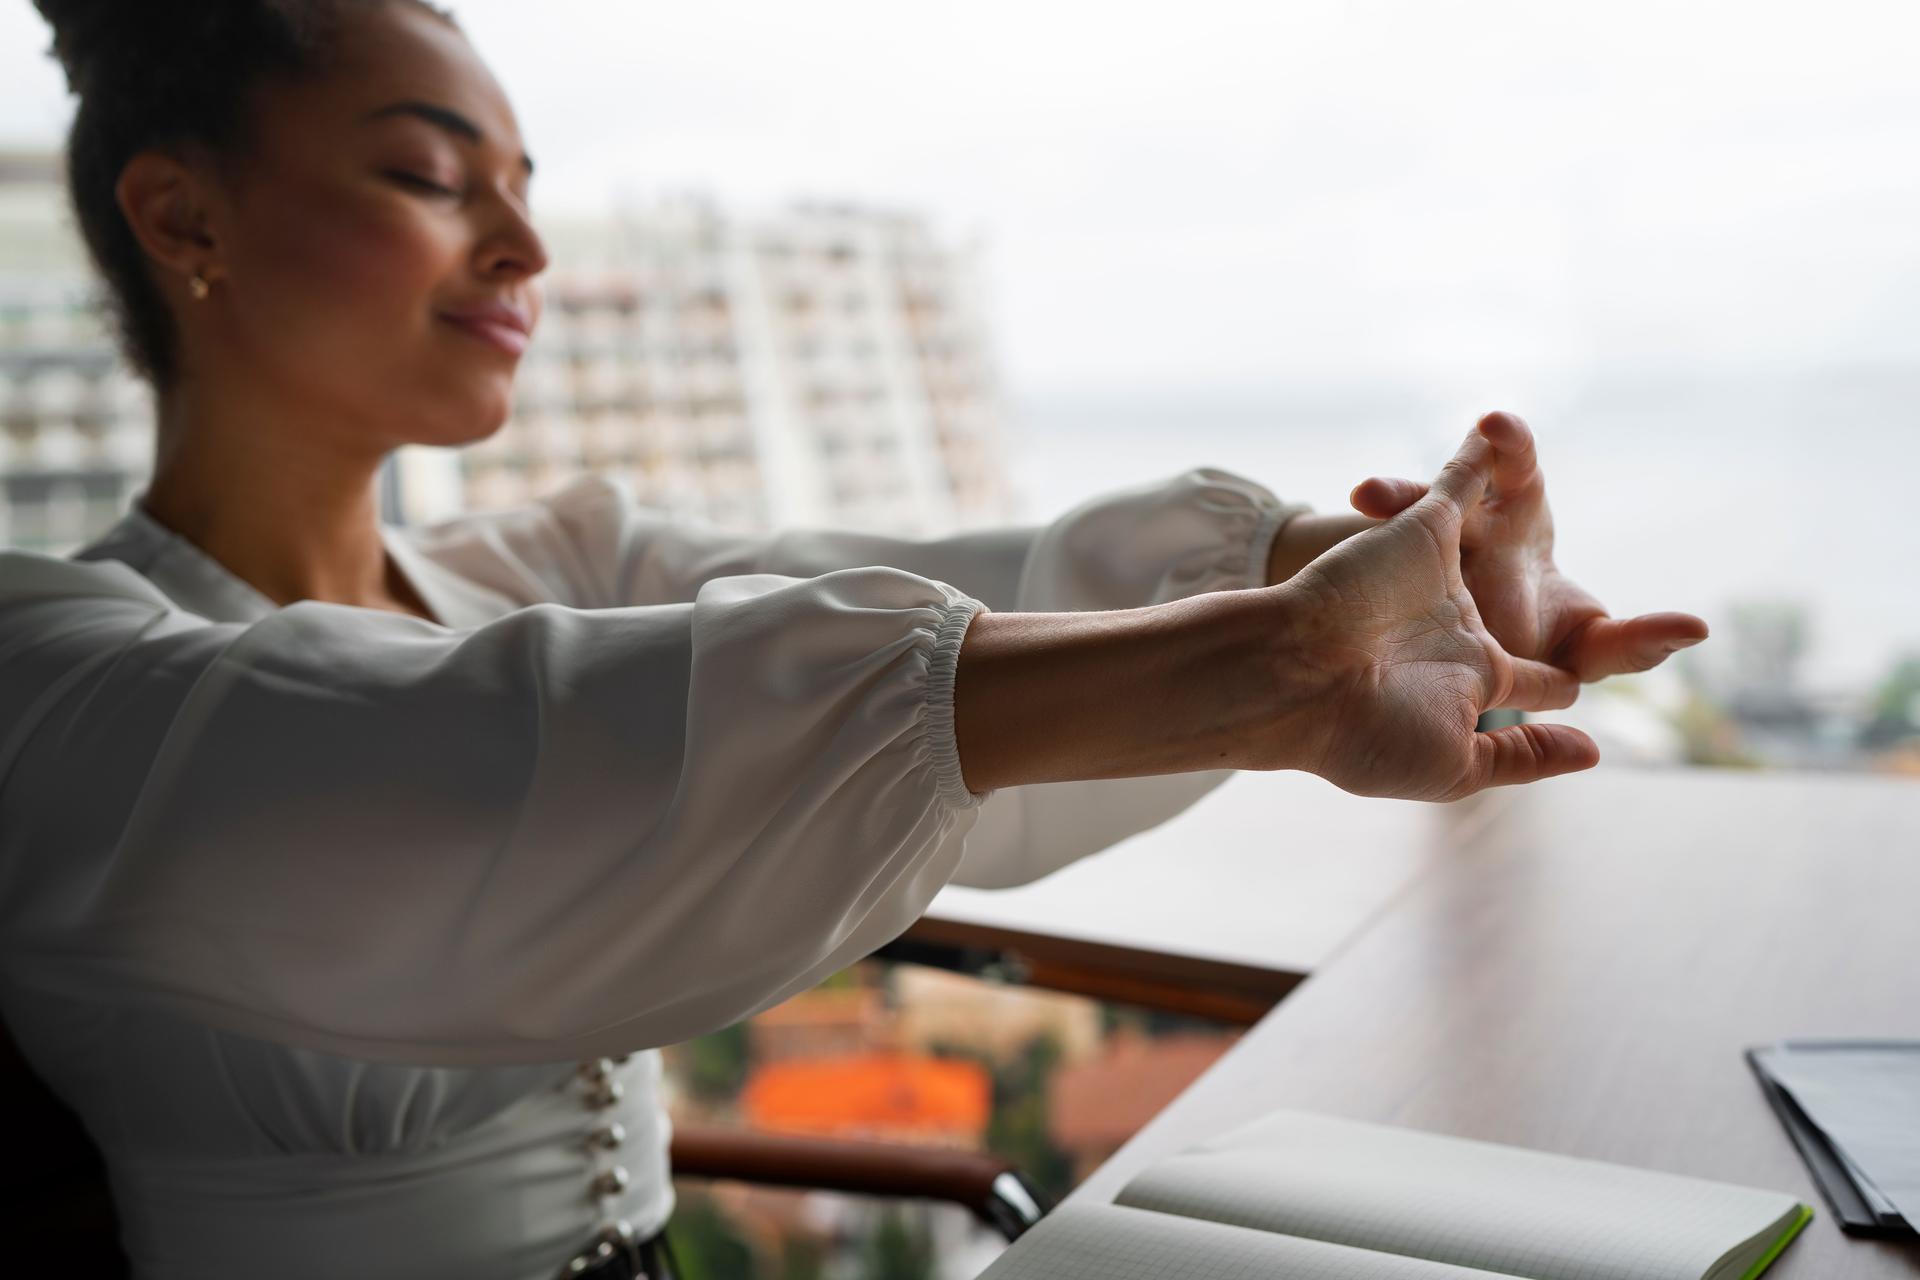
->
<box><xmin>1066</xmin><ymin>768</ymin><xmax>1920</xmax><ymax>1278</ymax></box>
<box><xmin>907</xmin><ymin>770</ymin><xmax>1482</xmax><ymax>1022</ymax></box>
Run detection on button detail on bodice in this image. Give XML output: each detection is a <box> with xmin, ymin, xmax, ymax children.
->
<box><xmin>589</xmin><ymin>1166</ymin><xmax>630</xmax><ymax>1199</ymax></box>
<box><xmin>563</xmin><ymin>1243</ymin><xmax>614</xmax><ymax>1277</ymax></box>
<box><xmin>557</xmin><ymin>1055</ymin><xmax>641</xmax><ymax>1279</ymax></box>
<box><xmin>584</xmin><ymin>1079</ymin><xmax>624</xmax><ymax>1110</ymax></box>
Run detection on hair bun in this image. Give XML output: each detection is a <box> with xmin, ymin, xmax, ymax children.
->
<box><xmin>34</xmin><ymin>0</ymin><xmax>120</xmax><ymax>94</ymax></box>
<box><xmin>33</xmin><ymin>0</ymin><xmax>214</xmax><ymax>96</ymax></box>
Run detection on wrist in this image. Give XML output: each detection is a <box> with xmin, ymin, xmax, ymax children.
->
<box><xmin>1221</xmin><ymin>582</ymin><xmax>1339</xmax><ymax>774</ymax></box>
<box><xmin>1265</xmin><ymin>512</ymin><xmax>1381</xmax><ymax>586</ymax></box>
<box><xmin>1152</xmin><ymin>586</ymin><xmax>1318</xmax><ymax>776</ymax></box>
<box><xmin>951</xmin><ymin>587</ymin><xmax>1317</xmax><ymax>789</ymax></box>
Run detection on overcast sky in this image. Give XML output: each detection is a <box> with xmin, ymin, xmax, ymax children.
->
<box><xmin>5</xmin><ymin>0</ymin><xmax>1919</xmax><ymax>395</ymax></box>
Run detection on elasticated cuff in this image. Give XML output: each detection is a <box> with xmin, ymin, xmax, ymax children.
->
<box><xmin>1244</xmin><ymin>501</ymin><xmax>1315</xmax><ymax>590</ymax></box>
<box><xmin>922</xmin><ymin>595</ymin><xmax>990</xmax><ymax>810</ymax></box>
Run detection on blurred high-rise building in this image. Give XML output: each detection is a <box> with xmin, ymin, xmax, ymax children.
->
<box><xmin>0</xmin><ymin>151</ymin><xmax>1014</xmax><ymax>554</ymax></box>
<box><xmin>401</xmin><ymin>197</ymin><xmax>1014</xmax><ymax>534</ymax></box>
<box><xmin>0</xmin><ymin>150</ymin><xmax>151</xmax><ymax>553</ymax></box>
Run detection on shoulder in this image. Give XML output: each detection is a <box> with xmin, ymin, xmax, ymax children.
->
<box><xmin>0</xmin><ymin>553</ymin><xmax>218</xmax><ymax>750</ymax></box>
<box><xmin>0</xmin><ymin>549</ymin><xmax>179</xmax><ymax>612</ymax></box>
<box><xmin>393</xmin><ymin>472</ymin><xmax>644</xmax><ymax>610</ymax></box>
<box><xmin>0</xmin><ymin>552</ymin><xmax>222</xmax><ymax>663</ymax></box>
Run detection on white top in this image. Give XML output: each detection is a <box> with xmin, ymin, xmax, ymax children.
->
<box><xmin>0</xmin><ymin>467</ymin><xmax>1303</xmax><ymax>1280</ymax></box>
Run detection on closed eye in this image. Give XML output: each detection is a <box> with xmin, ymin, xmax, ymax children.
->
<box><xmin>386</xmin><ymin>170</ymin><xmax>460</xmax><ymax>198</ymax></box>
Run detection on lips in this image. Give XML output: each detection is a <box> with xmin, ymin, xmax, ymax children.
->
<box><xmin>438</xmin><ymin>300</ymin><xmax>534</xmax><ymax>356</ymax></box>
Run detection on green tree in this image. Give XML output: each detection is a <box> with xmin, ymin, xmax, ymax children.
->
<box><xmin>681</xmin><ymin>1022</ymin><xmax>752</xmax><ymax>1105</ymax></box>
<box><xmin>983</xmin><ymin>1033</ymin><xmax>1073</xmax><ymax>1201</ymax></box>
<box><xmin>776</xmin><ymin>1232</ymin><xmax>824</xmax><ymax>1280</ymax></box>
<box><xmin>1865</xmin><ymin>653</ymin><xmax>1920</xmax><ymax>748</ymax></box>
<box><xmin>858</xmin><ymin>1205</ymin><xmax>936</xmax><ymax>1280</ymax></box>
<box><xmin>667</xmin><ymin>1188</ymin><xmax>757</xmax><ymax>1280</ymax></box>
<box><xmin>931</xmin><ymin>1032</ymin><xmax>1075</xmax><ymax>1202</ymax></box>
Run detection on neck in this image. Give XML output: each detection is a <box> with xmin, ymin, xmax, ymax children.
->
<box><xmin>142</xmin><ymin>377</ymin><xmax>416</xmax><ymax>615</ymax></box>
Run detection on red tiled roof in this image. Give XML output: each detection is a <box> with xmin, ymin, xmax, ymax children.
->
<box><xmin>741</xmin><ymin>1053</ymin><xmax>990</xmax><ymax>1139</ymax></box>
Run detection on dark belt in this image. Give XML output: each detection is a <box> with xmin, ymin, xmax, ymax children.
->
<box><xmin>557</xmin><ymin>1224</ymin><xmax>681</xmax><ymax>1280</ymax></box>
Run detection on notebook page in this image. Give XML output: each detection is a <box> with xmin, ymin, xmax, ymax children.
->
<box><xmin>1115</xmin><ymin>1111</ymin><xmax>1802</xmax><ymax>1280</ymax></box>
<box><xmin>975</xmin><ymin>1201</ymin><xmax>1514</xmax><ymax>1280</ymax></box>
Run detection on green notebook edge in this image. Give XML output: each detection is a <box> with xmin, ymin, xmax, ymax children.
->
<box><xmin>1737</xmin><ymin>1203</ymin><xmax>1814</xmax><ymax>1280</ymax></box>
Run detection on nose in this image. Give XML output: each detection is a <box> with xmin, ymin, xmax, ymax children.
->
<box><xmin>476</xmin><ymin>195</ymin><xmax>549</xmax><ymax>282</ymax></box>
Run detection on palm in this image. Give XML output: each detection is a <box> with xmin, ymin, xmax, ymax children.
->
<box><xmin>1283</xmin><ymin>450</ymin><xmax>1591</xmax><ymax>801</ymax></box>
<box><xmin>1296</xmin><ymin>532</ymin><xmax>1494</xmax><ymax>799</ymax></box>
<box><xmin>1350</xmin><ymin>414</ymin><xmax>1707</xmax><ymax>682</ymax></box>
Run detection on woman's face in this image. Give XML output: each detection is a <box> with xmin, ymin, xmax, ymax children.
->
<box><xmin>197</xmin><ymin>3</ymin><xmax>547</xmax><ymax>449</ymax></box>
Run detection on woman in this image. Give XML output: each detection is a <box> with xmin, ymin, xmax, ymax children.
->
<box><xmin>2</xmin><ymin>2</ymin><xmax>1706</xmax><ymax>1277</ymax></box>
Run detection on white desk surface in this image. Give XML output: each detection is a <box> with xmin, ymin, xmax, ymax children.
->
<box><xmin>928</xmin><ymin>769</ymin><xmax>1495</xmax><ymax>978</ymax></box>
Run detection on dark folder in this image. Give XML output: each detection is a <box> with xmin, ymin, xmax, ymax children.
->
<box><xmin>1747</xmin><ymin>1041</ymin><xmax>1919</xmax><ymax>1239</ymax></box>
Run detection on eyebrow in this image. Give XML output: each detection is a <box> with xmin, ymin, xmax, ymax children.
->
<box><xmin>363</xmin><ymin>100</ymin><xmax>535</xmax><ymax>178</ymax></box>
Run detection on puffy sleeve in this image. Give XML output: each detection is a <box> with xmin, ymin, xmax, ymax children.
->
<box><xmin>0</xmin><ymin>555</ymin><xmax>984</xmax><ymax>1067</ymax></box>
<box><xmin>949</xmin><ymin>469</ymin><xmax>1313</xmax><ymax>889</ymax></box>
<box><xmin>506</xmin><ymin>467</ymin><xmax>1311</xmax><ymax>889</ymax></box>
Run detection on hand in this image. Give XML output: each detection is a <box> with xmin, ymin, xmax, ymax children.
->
<box><xmin>1272</xmin><ymin>429</ymin><xmax>1600</xmax><ymax>801</ymax></box>
<box><xmin>1349</xmin><ymin>412</ymin><xmax>1708</xmax><ymax>681</ymax></box>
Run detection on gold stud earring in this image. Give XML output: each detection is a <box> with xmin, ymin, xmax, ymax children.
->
<box><xmin>187</xmin><ymin>272</ymin><xmax>210</xmax><ymax>301</ymax></box>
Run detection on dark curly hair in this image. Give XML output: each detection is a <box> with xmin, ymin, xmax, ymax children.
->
<box><xmin>33</xmin><ymin>0</ymin><xmax>457</xmax><ymax>388</ymax></box>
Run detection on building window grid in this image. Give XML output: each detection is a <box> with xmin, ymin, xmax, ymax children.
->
<box><xmin>6</xmin><ymin>184</ymin><xmax>1012</xmax><ymax>545</ymax></box>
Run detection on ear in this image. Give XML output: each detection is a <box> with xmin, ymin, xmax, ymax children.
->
<box><xmin>115</xmin><ymin>150</ymin><xmax>224</xmax><ymax>291</ymax></box>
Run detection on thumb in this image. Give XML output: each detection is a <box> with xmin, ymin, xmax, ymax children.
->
<box><xmin>1350</xmin><ymin>476</ymin><xmax>1429</xmax><ymax>518</ymax></box>
<box><xmin>1424</xmin><ymin>430</ymin><xmax>1496</xmax><ymax>524</ymax></box>
<box><xmin>1453</xmin><ymin>721</ymin><xmax>1599</xmax><ymax>798</ymax></box>
<box><xmin>1556</xmin><ymin>612</ymin><xmax>1710</xmax><ymax>681</ymax></box>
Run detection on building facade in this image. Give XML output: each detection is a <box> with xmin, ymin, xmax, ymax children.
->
<box><xmin>407</xmin><ymin>196</ymin><xmax>1014</xmax><ymax>534</ymax></box>
<box><xmin>0</xmin><ymin>150</ymin><xmax>151</xmax><ymax>553</ymax></box>
<box><xmin>0</xmin><ymin>152</ymin><xmax>1014</xmax><ymax>554</ymax></box>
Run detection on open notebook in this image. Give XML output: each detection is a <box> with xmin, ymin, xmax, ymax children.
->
<box><xmin>980</xmin><ymin>1110</ymin><xmax>1812</xmax><ymax>1280</ymax></box>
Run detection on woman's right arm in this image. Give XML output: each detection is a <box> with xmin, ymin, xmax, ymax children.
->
<box><xmin>0</xmin><ymin>558</ymin><xmax>991</xmax><ymax>1068</ymax></box>
<box><xmin>0</xmin><ymin>431</ymin><xmax>1594</xmax><ymax>1068</ymax></box>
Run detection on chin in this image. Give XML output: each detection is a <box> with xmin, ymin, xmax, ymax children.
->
<box><xmin>404</xmin><ymin>380</ymin><xmax>518</xmax><ymax>447</ymax></box>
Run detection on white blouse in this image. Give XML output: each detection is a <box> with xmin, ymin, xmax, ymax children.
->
<box><xmin>0</xmin><ymin>467</ymin><xmax>1304</xmax><ymax>1280</ymax></box>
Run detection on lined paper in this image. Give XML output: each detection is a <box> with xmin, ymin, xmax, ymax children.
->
<box><xmin>1114</xmin><ymin>1110</ymin><xmax>1802</xmax><ymax>1280</ymax></box>
<box><xmin>977</xmin><ymin>1201</ymin><xmax>1511</xmax><ymax>1280</ymax></box>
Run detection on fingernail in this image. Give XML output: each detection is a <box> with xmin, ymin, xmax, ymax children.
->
<box><xmin>1665</xmin><ymin>637</ymin><xmax>1704</xmax><ymax>653</ymax></box>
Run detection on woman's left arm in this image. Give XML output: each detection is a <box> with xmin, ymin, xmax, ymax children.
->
<box><xmin>1263</xmin><ymin>512</ymin><xmax>1381</xmax><ymax>585</ymax></box>
<box><xmin>507</xmin><ymin>468</ymin><xmax>1310</xmax><ymax>616</ymax></box>
<box><xmin>505</xmin><ymin>467</ymin><xmax>1312</xmax><ymax>890</ymax></box>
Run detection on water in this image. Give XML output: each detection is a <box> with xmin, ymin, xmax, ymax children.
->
<box><xmin>1004</xmin><ymin>366</ymin><xmax>1920</xmax><ymax>694</ymax></box>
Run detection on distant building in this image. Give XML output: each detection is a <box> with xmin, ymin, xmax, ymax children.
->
<box><xmin>746</xmin><ymin>986</ymin><xmax>893</xmax><ymax>1065</ymax></box>
<box><xmin>1685</xmin><ymin>602</ymin><xmax>1876</xmax><ymax>769</ymax></box>
<box><xmin>1</xmin><ymin>150</ymin><xmax>1014</xmax><ymax>552</ymax></box>
<box><xmin>397</xmin><ymin>196</ymin><xmax>1015</xmax><ymax>535</ymax></box>
<box><xmin>892</xmin><ymin>966</ymin><xmax>1104</xmax><ymax>1066</ymax></box>
<box><xmin>1047</xmin><ymin>1029</ymin><xmax>1239</xmax><ymax>1182</ymax></box>
<box><xmin>0</xmin><ymin>149</ymin><xmax>151</xmax><ymax>553</ymax></box>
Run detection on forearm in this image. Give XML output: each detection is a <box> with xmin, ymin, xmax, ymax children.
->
<box><xmin>1266</xmin><ymin>513</ymin><xmax>1380</xmax><ymax>585</ymax></box>
<box><xmin>952</xmin><ymin>588</ymin><xmax>1308</xmax><ymax>792</ymax></box>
